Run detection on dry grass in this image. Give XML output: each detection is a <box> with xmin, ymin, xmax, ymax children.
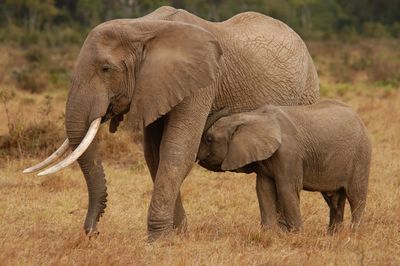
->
<box><xmin>1</xmin><ymin>89</ymin><xmax>400</xmax><ymax>265</ymax></box>
<box><xmin>1</xmin><ymin>40</ymin><xmax>400</xmax><ymax>265</ymax></box>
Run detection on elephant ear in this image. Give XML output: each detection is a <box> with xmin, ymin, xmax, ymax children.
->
<box><xmin>221</xmin><ymin>115</ymin><xmax>282</xmax><ymax>171</ymax></box>
<box><xmin>130</xmin><ymin>20</ymin><xmax>223</xmax><ymax>129</ymax></box>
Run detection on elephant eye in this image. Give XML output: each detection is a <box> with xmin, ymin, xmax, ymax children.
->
<box><xmin>205</xmin><ymin>135</ymin><xmax>213</xmax><ymax>144</ymax></box>
<box><xmin>102</xmin><ymin>65</ymin><xmax>111</xmax><ymax>73</ymax></box>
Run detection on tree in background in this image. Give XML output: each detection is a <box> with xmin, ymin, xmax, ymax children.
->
<box><xmin>0</xmin><ymin>0</ymin><xmax>399</xmax><ymax>44</ymax></box>
<box><xmin>2</xmin><ymin>0</ymin><xmax>59</xmax><ymax>33</ymax></box>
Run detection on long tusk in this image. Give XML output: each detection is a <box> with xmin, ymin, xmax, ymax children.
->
<box><xmin>23</xmin><ymin>139</ymin><xmax>70</xmax><ymax>173</ymax></box>
<box><xmin>37</xmin><ymin>118</ymin><xmax>101</xmax><ymax>176</ymax></box>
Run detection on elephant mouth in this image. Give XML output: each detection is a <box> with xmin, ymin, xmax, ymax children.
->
<box><xmin>102</xmin><ymin>104</ymin><xmax>130</xmax><ymax>133</ymax></box>
<box><xmin>198</xmin><ymin>160</ymin><xmax>224</xmax><ymax>172</ymax></box>
<box><xmin>101</xmin><ymin>104</ymin><xmax>117</xmax><ymax>123</ymax></box>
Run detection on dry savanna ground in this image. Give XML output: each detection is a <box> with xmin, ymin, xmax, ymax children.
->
<box><xmin>1</xmin><ymin>40</ymin><xmax>400</xmax><ymax>265</ymax></box>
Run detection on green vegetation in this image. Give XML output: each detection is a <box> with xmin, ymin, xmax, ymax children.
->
<box><xmin>1</xmin><ymin>0</ymin><xmax>400</xmax><ymax>46</ymax></box>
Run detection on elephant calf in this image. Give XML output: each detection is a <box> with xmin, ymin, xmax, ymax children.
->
<box><xmin>197</xmin><ymin>99</ymin><xmax>371</xmax><ymax>233</ymax></box>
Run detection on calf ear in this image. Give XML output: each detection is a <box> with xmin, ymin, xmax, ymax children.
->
<box><xmin>221</xmin><ymin>115</ymin><xmax>281</xmax><ymax>171</ymax></box>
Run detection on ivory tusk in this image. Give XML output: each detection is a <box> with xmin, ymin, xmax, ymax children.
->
<box><xmin>23</xmin><ymin>139</ymin><xmax>70</xmax><ymax>173</ymax></box>
<box><xmin>37</xmin><ymin>118</ymin><xmax>101</xmax><ymax>176</ymax></box>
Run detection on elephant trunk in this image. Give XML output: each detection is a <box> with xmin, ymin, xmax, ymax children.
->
<box><xmin>204</xmin><ymin>107</ymin><xmax>230</xmax><ymax>132</ymax></box>
<box><xmin>76</xmin><ymin>141</ymin><xmax>107</xmax><ymax>234</ymax></box>
<box><xmin>65</xmin><ymin>85</ymin><xmax>109</xmax><ymax>234</ymax></box>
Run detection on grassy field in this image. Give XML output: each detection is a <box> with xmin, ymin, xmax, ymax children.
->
<box><xmin>1</xmin><ymin>40</ymin><xmax>400</xmax><ymax>265</ymax></box>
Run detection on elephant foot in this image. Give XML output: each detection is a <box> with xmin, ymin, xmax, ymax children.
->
<box><xmin>85</xmin><ymin>228</ymin><xmax>100</xmax><ymax>239</ymax></box>
<box><xmin>277</xmin><ymin>220</ymin><xmax>303</xmax><ymax>233</ymax></box>
<box><xmin>173</xmin><ymin>213</ymin><xmax>188</xmax><ymax>234</ymax></box>
<box><xmin>173</xmin><ymin>195</ymin><xmax>188</xmax><ymax>234</ymax></box>
<box><xmin>147</xmin><ymin>227</ymin><xmax>176</xmax><ymax>242</ymax></box>
<box><xmin>350</xmin><ymin>222</ymin><xmax>361</xmax><ymax>233</ymax></box>
<box><xmin>147</xmin><ymin>216</ymin><xmax>174</xmax><ymax>241</ymax></box>
<box><xmin>327</xmin><ymin>223</ymin><xmax>344</xmax><ymax>235</ymax></box>
<box><xmin>260</xmin><ymin>222</ymin><xmax>280</xmax><ymax>231</ymax></box>
<box><xmin>174</xmin><ymin>216</ymin><xmax>188</xmax><ymax>234</ymax></box>
<box><xmin>148</xmin><ymin>217</ymin><xmax>189</xmax><ymax>242</ymax></box>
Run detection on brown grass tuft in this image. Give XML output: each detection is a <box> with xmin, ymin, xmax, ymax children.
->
<box><xmin>0</xmin><ymin>120</ymin><xmax>64</xmax><ymax>159</ymax></box>
<box><xmin>98</xmin><ymin>127</ymin><xmax>144</xmax><ymax>165</ymax></box>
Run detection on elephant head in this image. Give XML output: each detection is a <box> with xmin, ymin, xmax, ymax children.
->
<box><xmin>198</xmin><ymin>111</ymin><xmax>282</xmax><ymax>171</ymax></box>
<box><xmin>24</xmin><ymin>18</ymin><xmax>222</xmax><ymax>234</ymax></box>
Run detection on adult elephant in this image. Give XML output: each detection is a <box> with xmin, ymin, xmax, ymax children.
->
<box><xmin>24</xmin><ymin>6</ymin><xmax>319</xmax><ymax>239</ymax></box>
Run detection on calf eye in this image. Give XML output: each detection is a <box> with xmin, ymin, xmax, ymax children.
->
<box><xmin>205</xmin><ymin>135</ymin><xmax>213</xmax><ymax>144</ymax></box>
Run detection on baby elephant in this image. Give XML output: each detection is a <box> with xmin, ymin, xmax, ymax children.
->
<box><xmin>198</xmin><ymin>100</ymin><xmax>371</xmax><ymax>233</ymax></box>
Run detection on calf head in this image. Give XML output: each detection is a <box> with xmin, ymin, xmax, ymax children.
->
<box><xmin>198</xmin><ymin>112</ymin><xmax>282</xmax><ymax>171</ymax></box>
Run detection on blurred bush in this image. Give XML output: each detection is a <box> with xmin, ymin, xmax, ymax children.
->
<box><xmin>0</xmin><ymin>91</ymin><xmax>63</xmax><ymax>159</ymax></box>
<box><xmin>363</xmin><ymin>22</ymin><xmax>391</xmax><ymax>38</ymax></box>
<box><xmin>12</xmin><ymin>68</ymin><xmax>48</xmax><ymax>93</ymax></box>
<box><xmin>2</xmin><ymin>44</ymin><xmax>73</xmax><ymax>93</ymax></box>
<box><xmin>0</xmin><ymin>119</ymin><xmax>64</xmax><ymax>159</ymax></box>
<box><xmin>309</xmin><ymin>39</ymin><xmax>400</xmax><ymax>87</ymax></box>
<box><xmin>391</xmin><ymin>22</ymin><xmax>400</xmax><ymax>38</ymax></box>
<box><xmin>368</xmin><ymin>60</ymin><xmax>400</xmax><ymax>87</ymax></box>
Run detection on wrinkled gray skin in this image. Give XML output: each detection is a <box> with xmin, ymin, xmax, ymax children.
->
<box><xmin>64</xmin><ymin>6</ymin><xmax>319</xmax><ymax>239</ymax></box>
<box><xmin>198</xmin><ymin>100</ymin><xmax>371</xmax><ymax>233</ymax></box>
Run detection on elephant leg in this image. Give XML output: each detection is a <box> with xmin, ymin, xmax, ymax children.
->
<box><xmin>256</xmin><ymin>173</ymin><xmax>280</xmax><ymax>229</ymax></box>
<box><xmin>274</xmin><ymin>159</ymin><xmax>303</xmax><ymax>232</ymax></box>
<box><xmin>147</xmin><ymin>93</ymin><xmax>212</xmax><ymax>240</ymax></box>
<box><xmin>275</xmin><ymin>183</ymin><xmax>302</xmax><ymax>232</ymax></box>
<box><xmin>322</xmin><ymin>189</ymin><xmax>346</xmax><ymax>234</ymax></box>
<box><xmin>346</xmin><ymin>172</ymin><xmax>368</xmax><ymax>231</ymax></box>
<box><xmin>143</xmin><ymin>118</ymin><xmax>187</xmax><ymax>232</ymax></box>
